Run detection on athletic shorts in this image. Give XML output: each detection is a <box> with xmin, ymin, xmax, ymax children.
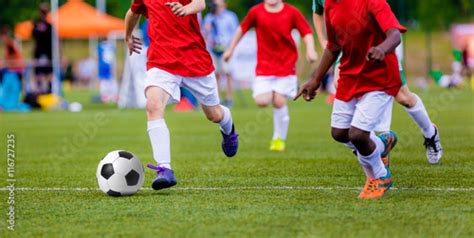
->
<box><xmin>331</xmin><ymin>91</ymin><xmax>394</xmax><ymax>132</ymax></box>
<box><xmin>252</xmin><ymin>75</ymin><xmax>297</xmax><ymax>99</ymax></box>
<box><xmin>144</xmin><ymin>67</ymin><xmax>220</xmax><ymax>106</ymax></box>
<box><xmin>211</xmin><ymin>53</ymin><xmax>232</xmax><ymax>75</ymax></box>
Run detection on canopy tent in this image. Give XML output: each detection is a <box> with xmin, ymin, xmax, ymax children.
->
<box><xmin>14</xmin><ymin>0</ymin><xmax>124</xmax><ymax>40</ymax></box>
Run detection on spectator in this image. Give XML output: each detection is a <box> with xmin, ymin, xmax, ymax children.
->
<box><xmin>203</xmin><ymin>0</ymin><xmax>239</xmax><ymax>107</ymax></box>
<box><xmin>32</xmin><ymin>3</ymin><xmax>53</xmax><ymax>94</ymax></box>
<box><xmin>0</xmin><ymin>25</ymin><xmax>24</xmax><ymax>85</ymax></box>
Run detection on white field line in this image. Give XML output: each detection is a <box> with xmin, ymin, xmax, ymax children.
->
<box><xmin>0</xmin><ymin>186</ymin><xmax>473</xmax><ymax>192</ymax></box>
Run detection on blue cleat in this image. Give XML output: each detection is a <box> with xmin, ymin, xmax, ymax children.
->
<box><xmin>221</xmin><ymin>124</ymin><xmax>239</xmax><ymax>157</ymax></box>
<box><xmin>378</xmin><ymin>131</ymin><xmax>398</xmax><ymax>168</ymax></box>
<box><xmin>147</xmin><ymin>164</ymin><xmax>177</xmax><ymax>190</ymax></box>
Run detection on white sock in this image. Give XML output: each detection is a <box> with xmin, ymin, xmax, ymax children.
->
<box><xmin>147</xmin><ymin>119</ymin><xmax>171</xmax><ymax>169</ymax></box>
<box><xmin>219</xmin><ymin>105</ymin><xmax>233</xmax><ymax>135</ymax></box>
<box><xmin>370</xmin><ymin>131</ymin><xmax>385</xmax><ymax>155</ymax></box>
<box><xmin>357</xmin><ymin>139</ymin><xmax>387</xmax><ymax>179</ymax></box>
<box><xmin>405</xmin><ymin>94</ymin><xmax>436</xmax><ymax>138</ymax></box>
<box><xmin>272</xmin><ymin>105</ymin><xmax>290</xmax><ymax>140</ymax></box>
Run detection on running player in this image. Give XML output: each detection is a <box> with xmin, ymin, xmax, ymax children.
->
<box><xmin>297</xmin><ymin>0</ymin><xmax>405</xmax><ymax>199</ymax></box>
<box><xmin>223</xmin><ymin>0</ymin><xmax>317</xmax><ymax>152</ymax></box>
<box><xmin>312</xmin><ymin>0</ymin><xmax>443</xmax><ymax>164</ymax></box>
<box><xmin>125</xmin><ymin>0</ymin><xmax>239</xmax><ymax>190</ymax></box>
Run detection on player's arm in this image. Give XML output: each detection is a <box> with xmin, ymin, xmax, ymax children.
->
<box><xmin>223</xmin><ymin>27</ymin><xmax>244</xmax><ymax>62</ymax></box>
<box><xmin>294</xmin><ymin>48</ymin><xmax>340</xmax><ymax>102</ymax></box>
<box><xmin>366</xmin><ymin>28</ymin><xmax>401</xmax><ymax>62</ymax></box>
<box><xmin>223</xmin><ymin>7</ymin><xmax>256</xmax><ymax>62</ymax></box>
<box><xmin>295</xmin><ymin>8</ymin><xmax>340</xmax><ymax>102</ymax></box>
<box><xmin>125</xmin><ymin>9</ymin><xmax>143</xmax><ymax>55</ymax></box>
<box><xmin>166</xmin><ymin>0</ymin><xmax>206</xmax><ymax>17</ymax></box>
<box><xmin>303</xmin><ymin>34</ymin><xmax>317</xmax><ymax>63</ymax></box>
<box><xmin>366</xmin><ymin>0</ymin><xmax>406</xmax><ymax>62</ymax></box>
<box><xmin>312</xmin><ymin>13</ymin><xmax>327</xmax><ymax>49</ymax></box>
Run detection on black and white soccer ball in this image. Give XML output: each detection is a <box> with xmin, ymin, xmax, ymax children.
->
<box><xmin>96</xmin><ymin>150</ymin><xmax>145</xmax><ymax>196</ymax></box>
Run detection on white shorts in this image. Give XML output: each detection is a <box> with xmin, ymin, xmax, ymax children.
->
<box><xmin>331</xmin><ymin>91</ymin><xmax>394</xmax><ymax>132</ymax></box>
<box><xmin>211</xmin><ymin>53</ymin><xmax>231</xmax><ymax>74</ymax></box>
<box><xmin>252</xmin><ymin>75</ymin><xmax>297</xmax><ymax>99</ymax></box>
<box><xmin>374</xmin><ymin>101</ymin><xmax>393</xmax><ymax>132</ymax></box>
<box><xmin>144</xmin><ymin>68</ymin><xmax>220</xmax><ymax>106</ymax></box>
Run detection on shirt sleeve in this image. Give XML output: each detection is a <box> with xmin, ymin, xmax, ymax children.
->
<box><xmin>293</xmin><ymin>8</ymin><xmax>313</xmax><ymax>36</ymax></box>
<box><xmin>313</xmin><ymin>0</ymin><xmax>324</xmax><ymax>15</ymax></box>
<box><xmin>240</xmin><ymin>7</ymin><xmax>257</xmax><ymax>33</ymax></box>
<box><xmin>203</xmin><ymin>14</ymin><xmax>212</xmax><ymax>26</ymax></box>
<box><xmin>324</xmin><ymin>10</ymin><xmax>341</xmax><ymax>52</ymax></box>
<box><xmin>368</xmin><ymin>0</ymin><xmax>406</xmax><ymax>33</ymax></box>
<box><xmin>130</xmin><ymin>0</ymin><xmax>148</xmax><ymax>17</ymax></box>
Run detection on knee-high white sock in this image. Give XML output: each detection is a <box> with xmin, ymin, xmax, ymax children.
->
<box><xmin>370</xmin><ymin>131</ymin><xmax>385</xmax><ymax>155</ymax></box>
<box><xmin>147</xmin><ymin>119</ymin><xmax>171</xmax><ymax>169</ymax></box>
<box><xmin>357</xmin><ymin>137</ymin><xmax>387</xmax><ymax>179</ymax></box>
<box><xmin>273</xmin><ymin>105</ymin><xmax>290</xmax><ymax>140</ymax></box>
<box><xmin>405</xmin><ymin>94</ymin><xmax>436</xmax><ymax>138</ymax></box>
<box><xmin>219</xmin><ymin>105</ymin><xmax>233</xmax><ymax>135</ymax></box>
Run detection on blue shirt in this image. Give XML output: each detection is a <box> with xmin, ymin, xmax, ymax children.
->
<box><xmin>203</xmin><ymin>9</ymin><xmax>239</xmax><ymax>50</ymax></box>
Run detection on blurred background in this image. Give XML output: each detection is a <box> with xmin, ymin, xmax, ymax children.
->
<box><xmin>0</xmin><ymin>0</ymin><xmax>473</xmax><ymax>112</ymax></box>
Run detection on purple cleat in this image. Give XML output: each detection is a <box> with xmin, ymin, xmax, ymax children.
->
<box><xmin>221</xmin><ymin>124</ymin><xmax>239</xmax><ymax>157</ymax></box>
<box><xmin>147</xmin><ymin>164</ymin><xmax>177</xmax><ymax>190</ymax></box>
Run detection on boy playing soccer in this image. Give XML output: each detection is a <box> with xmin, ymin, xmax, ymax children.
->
<box><xmin>223</xmin><ymin>0</ymin><xmax>317</xmax><ymax>152</ymax></box>
<box><xmin>125</xmin><ymin>0</ymin><xmax>239</xmax><ymax>190</ymax></box>
<box><xmin>312</xmin><ymin>0</ymin><xmax>443</xmax><ymax>164</ymax></box>
<box><xmin>296</xmin><ymin>0</ymin><xmax>406</xmax><ymax>199</ymax></box>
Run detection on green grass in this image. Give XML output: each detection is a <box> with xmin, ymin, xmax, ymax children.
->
<box><xmin>0</xmin><ymin>87</ymin><xmax>473</xmax><ymax>237</ymax></box>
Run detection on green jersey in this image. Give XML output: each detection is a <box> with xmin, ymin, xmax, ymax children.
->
<box><xmin>312</xmin><ymin>0</ymin><xmax>324</xmax><ymax>15</ymax></box>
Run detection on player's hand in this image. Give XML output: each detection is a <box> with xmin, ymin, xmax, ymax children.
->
<box><xmin>126</xmin><ymin>35</ymin><xmax>142</xmax><ymax>55</ymax></box>
<box><xmin>366</xmin><ymin>46</ymin><xmax>385</xmax><ymax>62</ymax></box>
<box><xmin>306</xmin><ymin>49</ymin><xmax>318</xmax><ymax>64</ymax></box>
<box><xmin>294</xmin><ymin>80</ymin><xmax>321</xmax><ymax>102</ymax></box>
<box><xmin>223</xmin><ymin>50</ymin><xmax>233</xmax><ymax>62</ymax></box>
<box><xmin>165</xmin><ymin>2</ymin><xmax>189</xmax><ymax>17</ymax></box>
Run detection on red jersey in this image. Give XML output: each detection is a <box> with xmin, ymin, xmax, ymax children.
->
<box><xmin>325</xmin><ymin>0</ymin><xmax>407</xmax><ymax>102</ymax></box>
<box><xmin>131</xmin><ymin>0</ymin><xmax>214</xmax><ymax>77</ymax></box>
<box><xmin>240</xmin><ymin>3</ymin><xmax>313</xmax><ymax>77</ymax></box>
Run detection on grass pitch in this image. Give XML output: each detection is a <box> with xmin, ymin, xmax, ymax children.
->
<box><xmin>0</xmin><ymin>87</ymin><xmax>473</xmax><ymax>237</ymax></box>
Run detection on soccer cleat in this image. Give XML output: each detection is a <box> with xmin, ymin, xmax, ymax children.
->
<box><xmin>378</xmin><ymin>131</ymin><xmax>398</xmax><ymax>168</ymax></box>
<box><xmin>221</xmin><ymin>124</ymin><xmax>239</xmax><ymax>157</ymax></box>
<box><xmin>358</xmin><ymin>174</ymin><xmax>392</xmax><ymax>199</ymax></box>
<box><xmin>147</xmin><ymin>164</ymin><xmax>177</xmax><ymax>190</ymax></box>
<box><xmin>358</xmin><ymin>153</ymin><xmax>393</xmax><ymax>199</ymax></box>
<box><xmin>424</xmin><ymin>125</ymin><xmax>443</xmax><ymax>165</ymax></box>
<box><xmin>269</xmin><ymin>138</ymin><xmax>286</xmax><ymax>152</ymax></box>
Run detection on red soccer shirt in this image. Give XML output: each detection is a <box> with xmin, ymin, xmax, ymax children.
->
<box><xmin>325</xmin><ymin>0</ymin><xmax>407</xmax><ymax>102</ymax></box>
<box><xmin>131</xmin><ymin>0</ymin><xmax>214</xmax><ymax>77</ymax></box>
<box><xmin>240</xmin><ymin>3</ymin><xmax>313</xmax><ymax>77</ymax></box>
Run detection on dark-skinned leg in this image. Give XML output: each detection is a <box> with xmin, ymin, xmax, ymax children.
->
<box><xmin>349</xmin><ymin>126</ymin><xmax>386</xmax><ymax>179</ymax></box>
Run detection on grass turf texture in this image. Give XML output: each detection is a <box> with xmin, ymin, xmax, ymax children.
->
<box><xmin>0</xmin><ymin>87</ymin><xmax>473</xmax><ymax>237</ymax></box>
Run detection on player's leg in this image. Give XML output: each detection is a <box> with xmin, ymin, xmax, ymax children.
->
<box><xmin>330</xmin><ymin>98</ymin><xmax>357</xmax><ymax>152</ymax></box>
<box><xmin>144</xmin><ymin>68</ymin><xmax>181</xmax><ymax>190</ymax></box>
<box><xmin>269</xmin><ymin>75</ymin><xmax>298</xmax><ymax>152</ymax></box>
<box><xmin>350</xmin><ymin>92</ymin><xmax>397</xmax><ymax>199</ymax></box>
<box><xmin>396</xmin><ymin>82</ymin><xmax>442</xmax><ymax>164</ymax></box>
<box><xmin>223</xmin><ymin>59</ymin><xmax>234</xmax><ymax>107</ymax></box>
<box><xmin>269</xmin><ymin>92</ymin><xmax>289</xmax><ymax>151</ymax></box>
<box><xmin>182</xmin><ymin>72</ymin><xmax>239</xmax><ymax>157</ymax></box>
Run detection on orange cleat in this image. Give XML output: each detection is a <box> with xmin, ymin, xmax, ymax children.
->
<box><xmin>358</xmin><ymin>176</ymin><xmax>392</xmax><ymax>199</ymax></box>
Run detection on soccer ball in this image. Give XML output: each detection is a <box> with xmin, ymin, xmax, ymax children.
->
<box><xmin>96</xmin><ymin>150</ymin><xmax>145</xmax><ymax>196</ymax></box>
